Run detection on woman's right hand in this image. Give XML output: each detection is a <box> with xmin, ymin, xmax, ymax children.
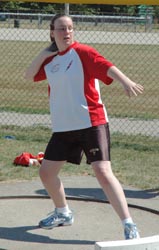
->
<box><xmin>25</xmin><ymin>48</ymin><xmax>57</xmax><ymax>81</ymax></box>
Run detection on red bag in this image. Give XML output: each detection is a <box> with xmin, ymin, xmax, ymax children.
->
<box><xmin>13</xmin><ymin>152</ymin><xmax>44</xmax><ymax>167</ymax></box>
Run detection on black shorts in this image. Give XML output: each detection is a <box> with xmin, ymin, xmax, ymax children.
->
<box><xmin>44</xmin><ymin>123</ymin><xmax>111</xmax><ymax>165</ymax></box>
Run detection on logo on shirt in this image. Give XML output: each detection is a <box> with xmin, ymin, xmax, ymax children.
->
<box><xmin>51</xmin><ymin>64</ymin><xmax>60</xmax><ymax>73</ymax></box>
<box><xmin>65</xmin><ymin>60</ymin><xmax>73</xmax><ymax>72</ymax></box>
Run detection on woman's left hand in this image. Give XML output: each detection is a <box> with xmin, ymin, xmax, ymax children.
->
<box><xmin>122</xmin><ymin>80</ymin><xmax>144</xmax><ymax>97</ymax></box>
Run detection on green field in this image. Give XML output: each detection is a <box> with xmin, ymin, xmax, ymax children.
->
<box><xmin>0</xmin><ymin>125</ymin><xmax>158</xmax><ymax>190</ymax></box>
<box><xmin>0</xmin><ymin>34</ymin><xmax>158</xmax><ymax>189</ymax></box>
<box><xmin>0</xmin><ymin>41</ymin><xmax>158</xmax><ymax>119</ymax></box>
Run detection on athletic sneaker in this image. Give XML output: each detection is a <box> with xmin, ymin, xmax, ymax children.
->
<box><xmin>39</xmin><ymin>208</ymin><xmax>74</xmax><ymax>229</ymax></box>
<box><xmin>124</xmin><ymin>223</ymin><xmax>140</xmax><ymax>240</ymax></box>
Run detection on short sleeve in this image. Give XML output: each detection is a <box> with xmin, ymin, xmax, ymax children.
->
<box><xmin>34</xmin><ymin>55</ymin><xmax>54</xmax><ymax>82</ymax></box>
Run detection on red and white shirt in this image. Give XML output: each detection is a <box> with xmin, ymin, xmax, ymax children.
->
<box><xmin>34</xmin><ymin>42</ymin><xmax>114</xmax><ymax>132</ymax></box>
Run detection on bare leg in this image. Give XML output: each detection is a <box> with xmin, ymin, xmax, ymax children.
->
<box><xmin>92</xmin><ymin>160</ymin><xmax>130</xmax><ymax>220</ymax></box>
<box><xmin>39</xmin><ymin>159</ymin><xmax>67</xmax><ymax>208</ymax></box>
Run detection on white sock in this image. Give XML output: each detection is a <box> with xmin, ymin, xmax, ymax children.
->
<box><xmin>56</xmin><ymin>205</ymin><xmax>71</xmax><ymax>215</ymax></box>
<box><xmin>122</xmin><ymin>217</ymin><xmax>134</xmax><ymax>227</ymax></box>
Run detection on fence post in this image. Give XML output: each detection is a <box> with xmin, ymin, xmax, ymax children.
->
<box><xmin>14</xmin><ymin>19</ymin><xmax>20</xmax><ymax>28</ymax></box>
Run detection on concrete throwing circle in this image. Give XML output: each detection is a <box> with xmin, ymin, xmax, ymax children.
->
<box><xmin>0</xmin><ymin>198</ymin><xmax>159</xmax><ymax>250</ymax></box>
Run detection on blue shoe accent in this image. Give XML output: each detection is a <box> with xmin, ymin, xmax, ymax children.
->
<box><xmin>124</xmin><ymin>223</ymin><xmax>140</xmax><ymax>240</ymax></box>
<box><xmin>39</xmin><ymin>208</ymin><xmax>74</xmax><ymax>230</ymax></box>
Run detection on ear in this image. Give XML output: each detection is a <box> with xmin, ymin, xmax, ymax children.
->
<box><xmin>50</xmin><ymin>30</ymin><xmax>55</xmax><ymax>42</ymax></box>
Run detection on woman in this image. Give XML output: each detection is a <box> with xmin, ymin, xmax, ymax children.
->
<box><xmin>25</xmin><ymin>13</ymin><xmax>143</xmax><ymax>240</ymax></box>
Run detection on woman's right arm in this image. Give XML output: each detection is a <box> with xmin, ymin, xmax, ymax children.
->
<box><xmin>25</xmin><ymin>48</ymin><xmax>58</xmax><ymax>81</ymax></box>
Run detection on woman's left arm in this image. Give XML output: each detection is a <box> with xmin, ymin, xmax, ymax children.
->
<box><xmin>107</xmin><ymin>66</ymin><xmax>144</xmax><ymax>97</ymax></box>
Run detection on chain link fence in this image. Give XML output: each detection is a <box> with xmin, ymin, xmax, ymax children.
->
<box><xmin>0</xmin><ymin>12</ymin><xmax>159</xmax><ymax>138</ymax></box>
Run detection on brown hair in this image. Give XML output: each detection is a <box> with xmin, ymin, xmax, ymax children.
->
<box><xmin>50</xmin><ymin>13</ymin><xmax>72</xmax><ymax>31</ymax></box>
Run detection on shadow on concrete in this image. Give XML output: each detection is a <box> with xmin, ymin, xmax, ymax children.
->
<box><xmin>36</xmin><ymin>187</ymin><xmax>159</xmax><ymax>201</ymax></box>
<box><xmin>0</xmin><ymin>226</ymin><xmax>94</xmax><ymax>245</ymax></box>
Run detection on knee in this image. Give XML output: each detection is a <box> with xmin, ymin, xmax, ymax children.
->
<box><xmin>39</xmin><ymin>160</ymin><xmax>62</xmax><ymax>182</ymax></box>
<box><xmin>92</xmin><ymin>161</ymin><xmax>114</xmax><ymax>183</ymax></box>
<box><xmin>39</xmin><ymin>161</ymin><xmax>53</xmax><ymax>182</ymax></box>
<box><xmin>39</xmin><ymin>164</ymin><xmax>47</xmax><ymax>182</ymax></box>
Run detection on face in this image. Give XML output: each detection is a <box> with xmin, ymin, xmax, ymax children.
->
<box><xmin>50</xmin><ymin>16</ymin><xmax>74</xmax><ymax>52</ymax></box>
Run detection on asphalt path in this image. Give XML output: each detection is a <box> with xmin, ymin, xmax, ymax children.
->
<box><xmin>0</xmin><ymin>112</ymin><xmax>159</xmax><ymax>137</ymax></box>
<box><xmin>0</xmin><ymin>28</ymin><xmax>159</xmax><ymax>45</ymax></box>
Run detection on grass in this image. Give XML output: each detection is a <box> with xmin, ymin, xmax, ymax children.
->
<box><xmin>0</xmin><ymin>125</ymin><xmax>158</xmax><ymax>190</ymax></box>
<box><xmin>0</xmin><ymin>40</ymin><xmax>159</xmax><ymax>119</ymax></box>
<box><xmin>0</xmin><ymin>24</ymin><xmax>158</xmax><ymax>190</ymax></box>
